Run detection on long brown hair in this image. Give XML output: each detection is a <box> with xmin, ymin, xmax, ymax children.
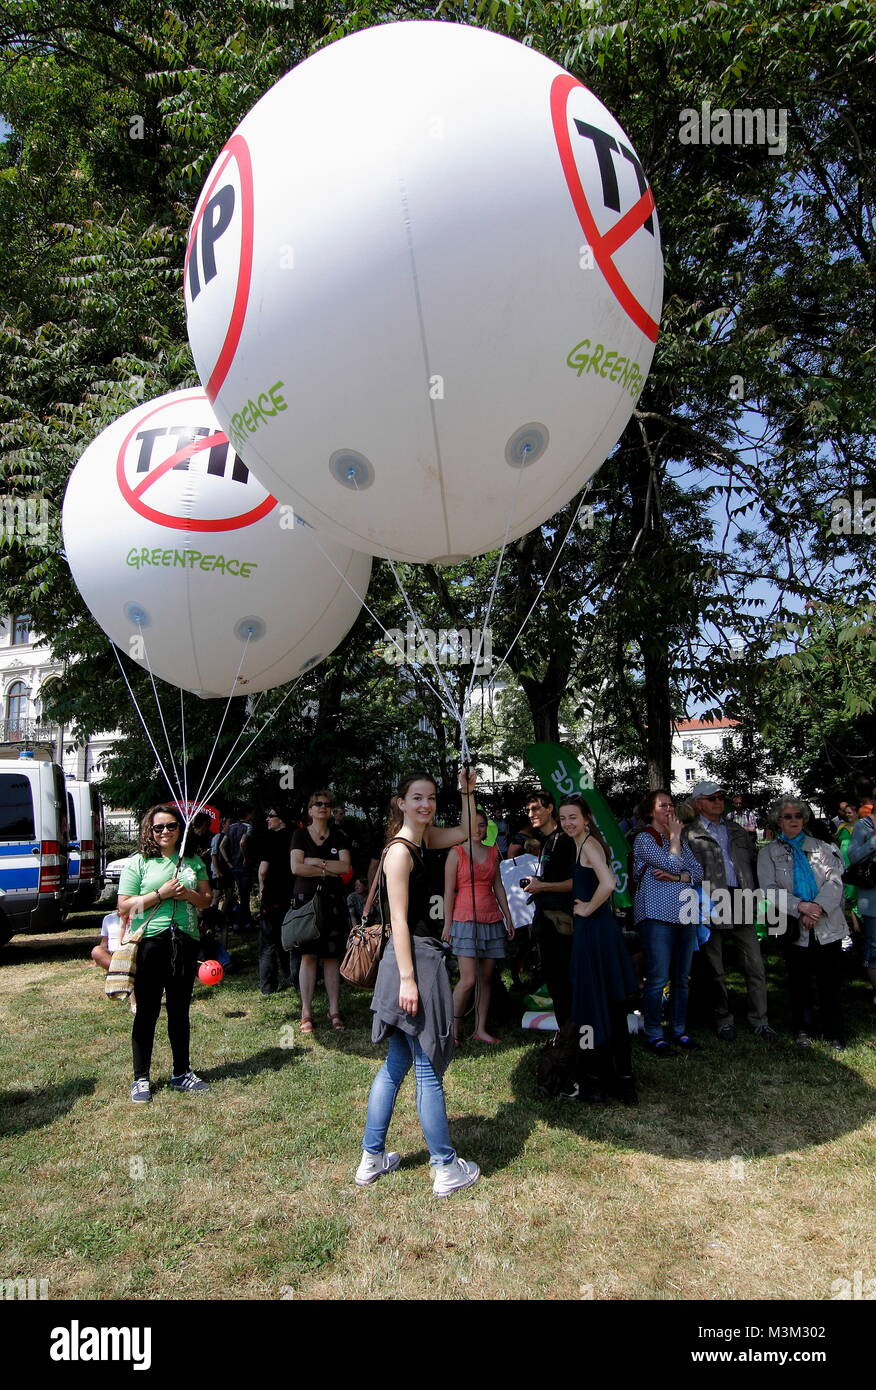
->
<box><xmin>386</xmin><ymin>772</ymin><xmax>437</xmax><ymax>843</ymax></box>
<box><xmin>139</xmin><ymin>804</ymin><xmax>183</xmax><ymax>860</ymax></box>
<box><xmin>558</xmin><ymin>794</ymin><xmax>609</xmax><ymax>861</ymax></box>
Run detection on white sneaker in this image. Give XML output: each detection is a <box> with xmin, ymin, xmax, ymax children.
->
<box><xmin>355</xmin><ymin>1150</ymin><xmax>400</xmax><ymax>1186</ymax></box>
<box><xmin>432</xmin><ymin>1157</ymin><xmax>480</xmax><ymax>1198</ymax></box>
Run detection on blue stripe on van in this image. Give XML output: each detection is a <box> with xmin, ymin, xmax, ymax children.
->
<box><xmin>0</xmin><ymin>866</ymin><xmax>40</xmax><ymax>890</ymax></box>
<box><xmin>0</xmin><ymin>841</ymin><xmax>39</xmax><ymax>856</ymax></box>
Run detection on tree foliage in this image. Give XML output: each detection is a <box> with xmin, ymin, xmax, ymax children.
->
<box><xmin>0</xmin><ymin>0</ymin><xmax>872</xmax><ymax>812</ymax></box>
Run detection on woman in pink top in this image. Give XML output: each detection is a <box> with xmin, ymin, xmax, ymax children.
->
<box><xmin>442</xmin><ymin>811</ymin><xmax>513</xmax><ymax>1043</ymax></box>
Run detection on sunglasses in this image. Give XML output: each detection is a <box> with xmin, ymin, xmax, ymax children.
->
<box><xmin>153</xmin><ymin>822</ymin><xmax>180</xmax><ymax>832</ymax></box>
<box><xmin>310</xmin><ymin>801</ymin><xmax>332</xmax><ymax>809</ymax></box>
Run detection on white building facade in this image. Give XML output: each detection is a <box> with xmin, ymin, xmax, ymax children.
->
<box><xmin>0</xmin><ymin>612</ymin><xmax>125</xmax><ymax>816</ymax></box>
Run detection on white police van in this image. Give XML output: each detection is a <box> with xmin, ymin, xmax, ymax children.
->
<box><xmin>65</xmin><ymin>778</ymin><xmax>106</xmax><ymax>911</ymax></box>
<box><xmin>0</xmin><ymin>748</ymin><xmax>69</xmax><ymax>944</ymax></box>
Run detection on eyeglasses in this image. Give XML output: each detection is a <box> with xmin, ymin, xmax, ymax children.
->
<box><xmin>526</xmin><ymin>805</ymin><xmax>544</xmax><ymax>815</ymax></box>
<box><xmin>267</xmin><ymin>812</ymin><xmax>280</xmax><ymax>818</ymax></box>
<box><xmin>310</xmin><ymin>801</ymin><xmax>332</xmax><ymax>809</ymax></box>
<box><xmin>153</xmin><ymin>822</ymin><xmax>179</xmax><ymax>833</ymax></box>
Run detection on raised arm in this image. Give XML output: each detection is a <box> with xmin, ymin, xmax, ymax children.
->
<box><xmin>425</xmin><ymin>767</ymin><xmax>477</xmax><ymax>849</ymax></box>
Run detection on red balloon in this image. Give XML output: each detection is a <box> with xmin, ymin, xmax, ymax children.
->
<box><xmin>198</xmin><ymin>960</ymin><xmax>224</xmax><ymax>986</ymax></box>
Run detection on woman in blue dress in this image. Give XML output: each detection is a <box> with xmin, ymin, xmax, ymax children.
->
<box><xmin>559</xmin><ymin>794</ymin><xmax>638</xmax><ymax>1104</ymax></box>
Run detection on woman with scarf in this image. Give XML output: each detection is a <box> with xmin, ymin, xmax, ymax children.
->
<box><xmin>757</xmin><ymin>797</ymin><xmax>848</xmax><ymax>1049</ymax></box>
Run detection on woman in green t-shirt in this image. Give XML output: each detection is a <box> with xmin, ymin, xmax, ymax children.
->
<box><xmin>118</xmin><ymin>805</ymin><xmax>213</xmax><ymax>1103</ymax></box>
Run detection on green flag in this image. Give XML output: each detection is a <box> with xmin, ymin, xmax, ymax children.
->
<box><xmin>524</xmin><ymin>742</ymin><xmax>632</xmax><ymax>909</ymax></box>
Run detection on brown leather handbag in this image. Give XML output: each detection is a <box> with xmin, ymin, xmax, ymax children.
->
<box><xmin>340</xmin><ymin>851</ymin><xmax>389</xmax><ymax>989</ymax></box>
<box><xmin>340</xmin><ymin>837</ymin><xmax>425</xmax><ymax>988</ymax></box>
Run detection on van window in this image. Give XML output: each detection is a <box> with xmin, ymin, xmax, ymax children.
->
<box><xmin>0</xmin><ymin>773</ymin><xmax>36</xmax><ymax>840</ymax></box>
<box><xmin>67</xmin><ymin>792</ymin><xmax>78</xmax><ymax>838</ymax></box>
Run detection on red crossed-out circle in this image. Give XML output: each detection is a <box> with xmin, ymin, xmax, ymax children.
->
<box><xmin>550</xmin><ymin>73</ymin><xmax>659</xmax><ymax>344</ymax></box>
<box><xmin>115</xmin><ymin>392</ymin><xmax>277</xmax><ymax>533</ymax></box>
<box><xmin>184</xmin><ymin>132</ymin><xmax>255</xmax><ymax>401</ymax></box>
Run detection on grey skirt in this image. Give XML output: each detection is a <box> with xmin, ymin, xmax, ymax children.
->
<box><xmin>450</xmin><ymin>919</ymin><xmax>507</xmax><ymax>959</ymax></box>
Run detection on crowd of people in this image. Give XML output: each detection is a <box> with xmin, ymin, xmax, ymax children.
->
<box><xmin>96</xmin><ymin>770</ymin><xmax>876</xmax><ymax>1195</ymax></box>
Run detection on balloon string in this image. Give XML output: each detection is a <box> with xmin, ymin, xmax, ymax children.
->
<box><xmin>297</xmin><ymin>517</ymin><xmax>464</xmax><ymax>727</ymax></box>
<box><xmin>459</xmin><ymin>437</ymin><xmax>530</xmax><ymax>750</ymax></box>
<box><xmin>191</xmin><ymin>691</ymin><xmax>269</xmax><ymax>816</ymax></box>
<box><xmin>196</xmin><ymin>678</ymin><xmax>303</xmax><ymax>812</ymax></box>
<box><xmin>109</xmin><ymin>642</ymin><xmax>184</xmax><ymax>806</ymax></box>
<box><xmin>134</xmin><ymin>620</ymin><xmax>187</xmax><ymax>807</ymax></box>
<box><xmin>186</xmin><ymin>630</ymin><xmax>255</xmax><ymax>817</ymax></box>
<box><xmin>488</xmin><ymin>481</ymin><xmax>595</xmax><ymax>689</ymax></box>
<box><xmin>384</xmin><ymin>555</ymin><xmax>469</xmax><ymax>728</ymax></box>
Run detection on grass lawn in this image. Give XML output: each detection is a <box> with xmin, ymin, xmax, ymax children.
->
<box><xmin>1</xmin><ymin>914</ymin><xmax>873</xmax><ymax>1302</ymax></box>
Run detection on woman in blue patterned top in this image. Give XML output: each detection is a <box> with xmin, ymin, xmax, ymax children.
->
<box><xmin>633</xmin><ymin>790</ymin><xmax>704</xmax><ymax>1056</ymax></box>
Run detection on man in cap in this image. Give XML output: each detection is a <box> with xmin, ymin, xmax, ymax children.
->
<box><xmin>683</xmin><ymin>782</ymin><xmax>778</xmax><ymax>1042</ymax></box>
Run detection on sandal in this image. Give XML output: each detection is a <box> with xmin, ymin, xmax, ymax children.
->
<box><xmin>299</xmin><ymin>1017</ymin><xmax>314</xmax><ymax>1035</ymax></box>
<box><xmin>329</xmin><ymin>1013</ymin><xmax>345</xmax><ymax>1031</ymax></box>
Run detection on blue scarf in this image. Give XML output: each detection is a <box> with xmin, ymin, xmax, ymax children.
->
<box><xmin>779</xmin><ymin>832</ymin><xmax>819</xmax><ymax>902</ymax></box>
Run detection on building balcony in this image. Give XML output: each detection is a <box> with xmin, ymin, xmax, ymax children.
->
<box><xmin>0</xmin><ymin>717</ymin><xmax>59</xmax><ymax>744</ymax></box>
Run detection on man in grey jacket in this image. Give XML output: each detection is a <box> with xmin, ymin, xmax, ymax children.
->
<box><xmin>683</xmin><ymin>782</ymin><xmax>779</xmax><ymax>1042</ymax></box>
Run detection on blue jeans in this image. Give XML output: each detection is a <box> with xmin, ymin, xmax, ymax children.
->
<box><xmin>641</xmin><ymin>918</ymin><xmax>697</xmax><ymax>1041</ymax></box>
<box><xmin>362</xmin><ymin>1029</ymin><xmax>455</xmax><ymax>1166</ymax></box>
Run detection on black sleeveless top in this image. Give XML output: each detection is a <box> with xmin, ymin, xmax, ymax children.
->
<box><xmin>379</xmin><ymin>836</ymin><xmax>437</xmax><ymax>940</ymax></box>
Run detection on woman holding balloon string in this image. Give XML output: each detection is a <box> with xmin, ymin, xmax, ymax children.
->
<box><xmin>118</xmin><ymin>806</ymin><xmax>213</xmax><ymax>1103</ymax></box>
<box><xmin>356</xmin><ymin>767</ymin><xmax>481</xmax><ymax>1197</ymax></box>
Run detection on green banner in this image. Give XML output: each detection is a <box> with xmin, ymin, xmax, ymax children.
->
<box><xmin>524</xmin><ymin>741</ymin><xmax>632</xmax><ymax>909</ymax></box>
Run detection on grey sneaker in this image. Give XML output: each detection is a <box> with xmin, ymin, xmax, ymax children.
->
<box><xmin>752</xmin><ymin>1024</ymin><xmax>780</xmax><ymax>1042</ymax></box>
<box><xmin>795</xmin><ymin>1031</ymin><xmax>813</xmax><ymax>1047</ymax></box>
<box><xmin>130</xmin><ymin>1078</ymin><xmax>152</xmax><ymax>1103</ymax></box>
<box><xmin>715</xmin><ymin>1021</ymin><xmax>736</xmax><ymax>1042</ymax></box>
<box><xmin>432</xmin><ymin>1157</ymin><xmax>480</xmax><ymax>1198</ymax></box>
<box><xmin>169</xmin><ymin>1070</ymin><xmax>209</xmax><ymax>1092</ymax></box>
<box><xmin>355</xmin><ymin>1150</ymin><xmax>401</xmax><ymax>1186</ymax></box>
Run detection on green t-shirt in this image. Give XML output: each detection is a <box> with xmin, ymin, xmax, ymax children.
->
<box><xmin>118</xmin><ymin>853</ymin><xmax>208</xmax><ymax>938</ymax></box>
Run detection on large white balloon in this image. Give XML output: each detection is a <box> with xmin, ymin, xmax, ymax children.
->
<box><xmin>185</xmin><ymin>20</ymin><xmax>663</xmax><ymax>565</ymax></box>
<box><xmin>62</xmin><ymin>389</ymin><xmax>371</xmax><ymax>696</ymax></box>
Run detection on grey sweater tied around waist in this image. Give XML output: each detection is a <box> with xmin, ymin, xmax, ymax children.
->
<box><xmin>370</xmin><ymin>935</ymin><xmax>455</xmax><ymax>1076</ymax></box>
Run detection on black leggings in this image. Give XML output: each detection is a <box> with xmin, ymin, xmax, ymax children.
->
<box><xmin>132</xmin><ymin>929</ymin><xmax>200</xmax><ymax>1079</ymax></box>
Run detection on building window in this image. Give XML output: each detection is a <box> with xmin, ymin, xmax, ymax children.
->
<box><xmin>682</xmin><ymin>738</ymin><xmax>694</xmax><ymax>755</ymax></box>
<box><xmin>685</xmin><ymin>768</ymin><xmax>696</xmax><ymax>782</ymax></box>
<box><xmin>5</xmin><ymin>681</ymin><xmax>28</xmax><ymax>734</ymax></box>
<box><xmin>723</xmin><ymin>736</ymin><xmax>734</xmax><ymax>749</ymax></box>
<box><xmin>10</xmin><ymin>614</ymin><xmax>30</xmax><ymax>646</ymax></box>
